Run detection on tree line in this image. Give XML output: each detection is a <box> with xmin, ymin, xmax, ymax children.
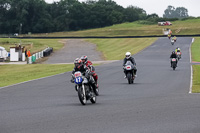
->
<box><xmin>0</xmin><ymin>0</ymin><xmax>189</xmax><ymax>34</ymax></box>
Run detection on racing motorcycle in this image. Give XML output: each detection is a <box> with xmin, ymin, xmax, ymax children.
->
<box><xmin>176</xmin><ymin>51</ymin><xmax>181</xmax><ymax>60</ymax></box>
<box><xmin>73</xmin><ymin>71</ymin><xmax>96</xmax><ymax>105</ymax></box>
<box><xmin>171</xmin><ymin>58</ymin><xmax>177</xmax><ymax>70</ymax></box>
<box><xmin>171</xmin><ymin>39</ymin><xmax>175</xmax><ymax>45</ymax></box>
<box><xmin>124</xmin><ymin>61</ymin><xmax>136</xmax><ymax>84</ymax></box>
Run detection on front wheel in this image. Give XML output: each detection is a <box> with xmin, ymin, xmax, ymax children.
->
<box><xmin>127</xmin><ymin>72</ymin><xmax>132</xmax><ymax>84</ymax></box>
<box><xmin>78</xmin><ymin>85</ymin><xmax>87</xmax><ymax>105</ymax></box>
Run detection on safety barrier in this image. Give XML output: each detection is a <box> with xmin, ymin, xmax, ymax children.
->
<box><xmin>27</xmin><ymin>47</ymin><xmax>53</xmax><ymax>64</ymax></box>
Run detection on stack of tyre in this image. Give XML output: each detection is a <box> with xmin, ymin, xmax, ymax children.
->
<box><xmin>43</xmin><ymin>47</ymin><xmax>53</xmax><ymax>57</ymax></box>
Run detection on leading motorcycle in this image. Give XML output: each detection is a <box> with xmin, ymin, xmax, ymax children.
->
<box><xmin>73</xmin><ymin>71</ymin><xmax>96</xmax><ymax>105</ymax></box>
<box><xmin>124</xmin><ymin>61</ymin><xmax>136</xmax><ymax>84</ymax></box>
<box><xmin>171</xmin><ymin>58</ymin><xmax>177</xmax><ymax>70</ymax></box>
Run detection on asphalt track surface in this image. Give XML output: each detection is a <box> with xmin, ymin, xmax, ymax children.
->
<box><xmin>1</xmin><ymin>37</ymin><xmax>200</xmax><ymax>133</ymax></box>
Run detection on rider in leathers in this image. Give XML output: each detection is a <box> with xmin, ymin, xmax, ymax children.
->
<box><xmin>71</xmin><ymin>58</ymin><xmax>96</xmax><ymax>88</ymax></box>
<box><xmin>123</xmin><ymin>52</ymin><xmax>137</xmax><ymax>78</ymax></box>
<box><xmin>170</xmin><ymin>51</ymin><xmax>178</xmax><ymax>67</ymax></box>
<box><xmin>80</xmin><ymin>55</ymin><xmax>98</xmax><ymax>88</ymax></box>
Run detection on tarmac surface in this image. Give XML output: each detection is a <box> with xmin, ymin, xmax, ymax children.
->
<box><xmin>1</xmin><ymin>37</ymin><xmax>200</xmax><ymax>133</ymax></box>
<box><xmin>43</xmin><ymin>39</ymin><xmax>104</xmax><ymax>64</ymax></box>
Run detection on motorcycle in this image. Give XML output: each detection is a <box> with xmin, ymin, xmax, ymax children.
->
<box><xmin>124</xmin><ymin>61</ymin><xmax>136</xmax><ymax>84</ymax></box>
<box><xmin>171</xmin><ymin>58</ymin><xmax>177</xmax><ymax>70</ymax></box>
<box><xmin>73</xmin><ymin>71</ymin><xmax>96</xmax><ymax>105</ymax></box>
<box><xmin>171</xmin><ymin>39</ymin><xmax>175</xmax><ymax>45</ymax></box>
<box><xmin>176</xmin><ymin>52</ymin><xmax>181</xmax><ymax>60</ymax></box>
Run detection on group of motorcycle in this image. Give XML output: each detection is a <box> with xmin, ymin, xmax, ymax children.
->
<box><xmin>71</xmin><ymin>56</ymin><xmax>99</xmax><ymax>105</ymax></box>
<box><xmin>170</xmin><ymin>48</ymin><xmax>182</xmax><ymax>70</ymax></box>
<box><xmin>169</xmin><ymin>35</ymin><xmax>177</xmax><ymax>45</ymax></box>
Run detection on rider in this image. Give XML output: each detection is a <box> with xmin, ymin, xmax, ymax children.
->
<box><xmin>170</xmin><ymin>51</ymin><xmax>178</xmax><ymax>67</ymax></box>
<box><xmin>80</xmin><ymin>55</ymin><xmax>98</xmax><ymax>88</ymax></box>
<box><xmin>71</xmin><ymin>58</ymin><xmax>96</xmax><ymax>91</ymax></box>
<box><xmin>123</xmin><ymin>52</ymin><xmax>137</xmax><ymax>78</ymax></box>
<box><xmin>173</xmin><ymin>36</ymin><xmax>177</xmax><ymax>41</ymax></box>
<box><xmin>175</xmin><ymin>47</ymin><xmax>181</xmax><ymax>53</ymax></box>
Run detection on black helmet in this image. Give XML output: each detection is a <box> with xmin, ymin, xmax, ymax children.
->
<box><xmin>80</xmin><ymin>55</ymin><xmax>88</xmax><ymax>63</ymax></box>
<box><xmin>172</xmin><ymin>51</ymin><xmax>175</xmax><ymax>54</ymax></box>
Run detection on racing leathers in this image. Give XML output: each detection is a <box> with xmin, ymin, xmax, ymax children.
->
<box><xmin>84</xmin><ymin>60</ymin><xmax>98</xmax><ymax>86</ymax></box>
<box><xmin>71</xmin><ymin>63</ymin><xmax>95</xmax><ymax>86</ymax></box>
<box><xmin>170</xmin><ymin>53</ymin><xmax>178</xmax><ymax>67</ymax></box>
<box><xmin>123</xmin><ymin>57</ymin><xmax>137</xmax><ymax>76</ymax></box>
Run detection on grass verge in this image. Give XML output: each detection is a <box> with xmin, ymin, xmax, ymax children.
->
<box><xmin>86</xmin><ymin>38</ymin><xmax>157</xmax><ymax>60</ymax></box>
<box><xmin>0</xmin><ymin>38</ymin><xmax>65</xmax><ymax>53</ymax></box>
<box><xmin>191</xmin><ymin>37</ymin><xmax>200</xmax><ymax>62</ymax></box>
<box><xmin>0</xmin><ymin>64</ymin><xmax>74</xmax><ymax>87</ymax></box>
<box><xmin>192</xmin><ymin>65</ymin><xmax>200</xmax><ymax>93</ymax></box>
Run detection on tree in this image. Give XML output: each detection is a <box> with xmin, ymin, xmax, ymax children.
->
<box><xmin>163</xmin><ymin>5</ymin><xmax>189</xmax><ymax>18</ymax></box>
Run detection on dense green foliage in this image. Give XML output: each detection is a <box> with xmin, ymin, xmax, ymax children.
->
<box><xmin>163</xmin><ymin>5</ymin><xmax>189</xmax><ymax>18</ymax></box>
<box><xmin>0</xmin><ymin>0</ymin><xmax>148</xmax><ymax>34</ymax></box>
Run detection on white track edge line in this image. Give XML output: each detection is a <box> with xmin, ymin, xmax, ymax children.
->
<box><xmin>189</xmin><ymin>38</ymin><xmax>194</xmax><ymax>93</ymax></box>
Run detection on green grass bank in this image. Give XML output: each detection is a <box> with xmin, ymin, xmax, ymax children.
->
<box><xmin>0</xmin><ymin>38</ymin><xmax>65</xmax><ymax>53</ymax></box>
<box><xmin>86</xmin><ymin>38</ymin><xmax>157</xmax><ymax>60</ymax></box>
<box><xmin>27</xmin><ymin>18</ymin><xmax>200</xmax><ymax>37</ymax></box>
<box><xmin>191</xmin><ymin>37</ymin><xmax>200</xmax><ymax>93</ymax></box>
<box><xmin>0</xmin><ymin>64</ymin><xmax>74</xmax><ymax>87</ymax></box>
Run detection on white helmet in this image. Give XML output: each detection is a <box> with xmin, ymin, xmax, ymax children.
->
<box><xmin>125</xmin><ymin>52</ymin><xmax>131</xmax><ymax>59</ymax></box>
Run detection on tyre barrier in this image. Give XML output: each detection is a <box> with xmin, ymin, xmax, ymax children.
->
<box><xmin>43</xmin><ymin>47</ymin><xmax>53</xmax><ymax>57</ymax></box>
<box><xmin>27</xmin><ymin>47</ymin><xmax>53</xmax><ymax>64</ymax></box>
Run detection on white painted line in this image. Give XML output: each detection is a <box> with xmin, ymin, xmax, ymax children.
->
<box><xmin>189</xmin><ymin>38</ymin><xmax>194</xmax><ymax>93</ymax></box>
<box><xmin>0</xmin><ymin>72</ymin><xmax>69</xmax><ymax>90</ymax></box>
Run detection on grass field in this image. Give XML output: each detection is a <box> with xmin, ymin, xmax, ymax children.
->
<box><xmin>191</xmin><ymin>37</ymin><xmax>200</xmax><ymax>62</ymax></box>
<box><xmin>191</xmin><ymin>37</ymin><xmax>200</xmax><ymax>93</ymax></box>
<box><xmin>192</xmin><ymin>65</ymin><xmax>200</xmax><ymax>93</ymax></box>
<box><xmin>86</xmin><ymin>38</ymin><xmax>157</xmax><ymax>60</ymax></box>
<box><xmin>26</xmin><ymin>18</ymin><xmax>200</xmax><ymax>37</ymax></box>
<box><xmin>0</xmin><ymin>38</ymin><xmax>65</xmax><ymax>53</ymax></box>
<box><xmin>0</xmin><ymin>64</ymin><xmax>74</xmax><ymax>87</ymax></box>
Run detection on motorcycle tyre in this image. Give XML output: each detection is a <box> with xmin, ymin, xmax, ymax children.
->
<box><xmin>78</xmin><ymin>86</ymin><xmax>87</xmax><ymax>105</ymax></box>
<box><xmin>127</xmin><ymin>72</ymin><xmax>132</xmax><ymax>84</ymax></box>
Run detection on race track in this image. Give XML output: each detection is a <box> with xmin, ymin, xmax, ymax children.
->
<box><xmin>1</xmin><ymin>37</ymin><xmax>200</xmax><ymax>133</ymax></box>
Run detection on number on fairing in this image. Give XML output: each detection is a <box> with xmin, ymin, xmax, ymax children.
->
<box><xmin>75</xmin><ymin>77</ymin><xmax>83</xmax><ymax>84</ymax></box>
<box><xmin>76</xmin><ymin>77</ymin><xmax>81</xmax><ymax>82</ymax></box>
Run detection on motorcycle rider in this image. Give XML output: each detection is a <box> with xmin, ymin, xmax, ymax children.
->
<box><xmin>71</xmin><ymin>58</ymin><xmax>96</xmax><ymax>92</ymax></box>
<box><xmin>175</xmin><ymin>47</ymin><xmax>181</xmax><ymax>53</ymax></box>
<box><xmin>170</xmin><ymin>51</ymin><xmax>178</xmax><ymax>67</ymax></box>
<box><xmin>80</xmin><ymin>55</ymin><xmax>98</xmax><ymax>88</ymax></box>
<box><xmin>173</xmin><ymin>36</ymin><xmax>177</xmax><ymax>42</ymax></box>
<box><xmin>123</xmin><ymin>52</ymin><xmax>137</xmax><ymax>78</ymax></box>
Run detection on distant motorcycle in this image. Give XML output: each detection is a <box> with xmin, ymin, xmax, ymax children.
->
<box><xmin>171</xmin><ymin>39</ymin><xmax>175</xmax><ymax>45</ymax></box>
<box><xmin>176</xmin><ymin>52</ymin><xmax>181</xmax><ymax>60</ymax></box>
<box><xmin>73</xmin><ymin>71</ymin><xmax>96</xmax><ymax>105</ymax></box>
<box><xmin>171</xmin><ymin>58</ymin><xmax>177</xmax><ymax>70</ymax></box>
<box><xmin>124</xmin><ymin>61</ymin><xmax>136</xmax><ymax>84</ymax></box>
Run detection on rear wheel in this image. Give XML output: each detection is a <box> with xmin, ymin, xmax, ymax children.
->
<box><xmin>78</xmin><ymin>86</ymin><xmax>86</xmax><ymax>105</ymax></box>
<box><xmin>90</xmin><ymin>93</ymin><xmax>96</xmax><ymax>104</ymax></box>
<box><xmin>92</xmin><ymin>84</ymin><xmax>99</xmax><ymax>96</ymax></box>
